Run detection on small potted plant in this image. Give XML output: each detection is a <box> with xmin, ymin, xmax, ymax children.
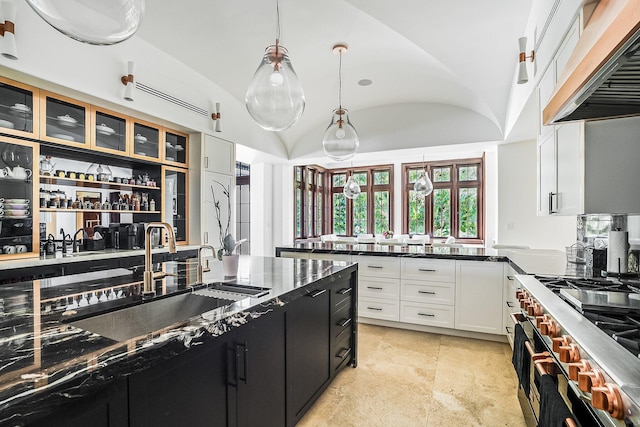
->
<box><xmin>211</xmin><ymin>180</ymin><xmax>246</xmax><ymax>277</ymax></box>
<box><xmin>382</xmin><ymin>230</ymin><xmax>394</xmax><ymax>239</ymax></box>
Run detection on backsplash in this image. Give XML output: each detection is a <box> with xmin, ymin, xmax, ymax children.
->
<box><xmin>578</xmin><ymin>214</ymin><xmax>640</xmax><ymax>249</ymax></box>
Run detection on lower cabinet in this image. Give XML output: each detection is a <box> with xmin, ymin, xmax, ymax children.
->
<box><xmin>455</xmin><ymin>261</ymin><xmax>504</xmax><ymax>334</ymax></box>
<box><xmin>129</xmin><ymin>336</ymin><xmax>230</xmax><ymax>427</ymax></box>
<box><xmin>286</xmin><ymin>285</ymin><xmax>331</xmax><ymax>425</ymax></box>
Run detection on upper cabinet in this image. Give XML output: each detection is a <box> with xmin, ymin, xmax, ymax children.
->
<box><xmin>0</xmin><ymin>77</ymin><xmax>39</xmax><ymax>139</ymax></box>
<box><xmin>203</xmin><ymin>134</ymin><xmax>234</xmax><ymax>175</ymax></box>
<box><xmin>39</xmin><ymin>91</ymin><xmax>91</xmax><ymax>149</ymax></box>
<box><xmin>131</xmin><ymin>119</ymin><xmax>161</xmax><ymax>162</ymax></box>
<box><xmin>163</xmin><ymin>129</ymin><xmax>188</xmax><ymax>168</ymax></box>
<box><xmin>90</xmin><ymin>107</ymin><xmax>129</xmax><ymax>156</ymax></box>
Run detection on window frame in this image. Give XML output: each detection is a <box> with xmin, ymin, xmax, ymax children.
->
<box><xmin>329</xmin><ymin>164</ymin><xmax>394</xmax><ymax>236</ymax></box>
<box><xmin>294</xmin><ymin>165</ymin><xmax>329</xmax><ymax>239</ymax></box>
<box><xmin>401</xmin><ymin>156</ymin><xmax>484</xmax><ymax>243</ymax></box>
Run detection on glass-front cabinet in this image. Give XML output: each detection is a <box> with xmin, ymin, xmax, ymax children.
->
<box><xmin>163</xmin><ymin>166</ymin><xmax>188</xmax><ymax>244</ymax></box>
<box><xmin>0</xmin><ymin>137</ymin><xmax>38</xmax><ymax>258</ymax></box>
<box><xmin>163</xmin><ymin>129</ymin><xmax>188</xmax><ymax>167</ymax></box>
<box><xmin>0</xmin><ymin>77</ymin><xmax>39</xmax><ymax>139</ymax></box>
<box><xmin>131</xmin><ymin>120</ymin><xmax>160</xmax><ymax>162</ymax></box>
<box><xmin>39</xmin><ymin>91</ymin><xmax>90</xmax><ymax>148</ymax></box>
<box><xmin>90</xmin><ymin>107</ymin><xmax>129</xmax><ymax>156</ymax></box>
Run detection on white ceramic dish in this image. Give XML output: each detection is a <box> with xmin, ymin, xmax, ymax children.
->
<box><xmin>4</xmin><ymin>199</ymin><xmax>29</xmax><ymax>204</ymax></box>
<box><xmin>166</xmin><ymin>157</ymin><xmax>175</xmax><ymax>161</ymax></box>
<box><xmin>96</xmin><ymin>124</ymin><xmax>115</xmax><ymax>136</ymax></box>
<box><xmin>0</xmin><ymin>119</ymin><xmax>14</xmax><ymax>129</ymax></box>
<box><xmin>11</xmin><ymin>103</ymin><xmax>31</xmax><ymax>113</ymax></box>
<box><xmin>175</xmin><ymin>145</ymin><xmax>184</xmax><ymax>151</ymax></box>
<box><xmin>5</xmin><ymin>203</ymin><xmax>29</xmax><ymax>209</ymax></box>
<box><xmin>134</xmin><ymin>134</ymin><xmax>147</xmax><ymax>143</ymax></box>
<box><xmin>52</xmin><ymin>133</ymin><xmax>75</xmax><ymax>141</ymax></box>
<box><xmin>165</xmin><ymin>142</ymin><xmax>173</xmax><ymax>148</ymax></box>
<box><xmin>57</xmin><ymin>114</ymin><xmax>78</xmax><ymax>127</ymax></box>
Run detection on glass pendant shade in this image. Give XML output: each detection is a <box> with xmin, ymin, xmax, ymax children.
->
<box><xmin>414</xmin><ymin>170</ymin><xmax>433</xmax><ymax>197</ymax></box>
<box><xmin>322</xmin><ymin>108</ymin><xmax>359</xmax><ymax>161</ymax></box>
<box><xmin>343</xmin><ymin>175</ymin><xmax>361</xmax><ymax>199</ymax></box>
<box><xmin>245</xmin><ymin>45</ymin><xmax>305</xmax><ymax>131</ymax></box>
<box><xmin>25</xmin><ymin>0</ymin><xmax>145</xmax><ymax>45</ymax></box>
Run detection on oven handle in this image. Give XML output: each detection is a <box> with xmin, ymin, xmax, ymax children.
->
<box><xmin>534</xmin><ymin>358</ymin><xmax>578</xmax><ymax>427</ymax></box>
<box><xmin>510</xmin><ymin>312</ymin><xmax>526</xmax><ymax>325</ymax></box>
<box><xmin>525</xmin><ymin>341</ymin><xmax>551</xmax><ymax>360</ymax></box>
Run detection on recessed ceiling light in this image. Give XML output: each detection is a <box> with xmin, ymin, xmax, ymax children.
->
<box><xmin>358</xmin><ymin>79</ymin><xmax>373</xmax><ymax>86</ymax></box>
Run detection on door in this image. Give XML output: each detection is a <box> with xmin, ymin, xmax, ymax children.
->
<box><xmin>286</xmin><ymin>286</ymin><xmax>331</xmax><ymax>424</ymax></box>
<box><xmin>538</xmin><ymin>130</ymin><xmax>556</xmax><ymax>215</ymax></box>
<box><xmin>233</xmin><ymin>309</ymin><xmax>286</xmax><ymax>427</ymax></box>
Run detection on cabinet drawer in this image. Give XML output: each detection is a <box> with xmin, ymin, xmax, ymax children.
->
<box><xmin>332</xmin><ymin>333</ymin><xmax>352</xmax><ymax>372</ymax></box>
<box><xmin>358</xmin><ymin>297</ymin><xmax>399</xmax><ymax>321</ymax></box>
<box><xmin>359</xmin><ymin>277</ymin><xmax>400</xmax><ymax>300</ymax></box>
<box><xmin>356</xmin><ymin>256</ymin><xmax>401</xmax><ymax>279</ymax></box>
<box><xmin>401</xmin><ymin>280</ymin><xmax>454</xmax><ymax>305</ymax></box>
<box><xmin>400</xmin><ymin>301</ymin><xmax>454</xmax><ymax>328</ymax></box>
<box><xmin>332</xmin><ymin>302</ymin><xmax>353</xmax><ymax>339</ymax></box>
<box><xmin>401</xmin><ymin>259</ymin><xmax>456</xmax><ymax>282</ymax></box>
<box><xmin>333</xmin><ymin>285</ymin><xmax>352</xmax><ymax>312</ymax></box>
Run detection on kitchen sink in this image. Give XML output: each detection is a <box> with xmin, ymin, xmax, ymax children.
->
<box><xmin>69</xmin><ymin>292</ymin><xmax>234</xmax><ymax>342</ymax></box>
<box><xmin>193</xmin><ymin>283</ymin><xmax>270</xmax><ymax>302</ymax></box>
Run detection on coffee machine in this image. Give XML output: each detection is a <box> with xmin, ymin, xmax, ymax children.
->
<box><xmin>118</xmin><ymin>223</ymin><xmax>141</xmax><ymax>250</ymax></box>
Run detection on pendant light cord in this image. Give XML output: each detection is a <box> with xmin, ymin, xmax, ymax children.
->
<box><xmin>338</xmin><ymin>50</ymin><xmax>343</xmax><ymax>109</ymax></box>
<box><xmin>275</xmin><ymin>0</ymin><xmax>281</xmax><ymax>45</ymax></box>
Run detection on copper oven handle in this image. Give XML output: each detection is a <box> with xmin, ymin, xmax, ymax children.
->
<box><xmin>510</xmin><ymin>312</ymin><xmax>525</xmax><ymax>325</ymax></box>
<box><xmin>565</xmin><ymin>418</ymin><xmax>577</xmax><ymax>427</ymax></box>
<box><xmin>535</xmin><ymin>358</ymin><xmax>555</xmax><ymax>376</ymax></box>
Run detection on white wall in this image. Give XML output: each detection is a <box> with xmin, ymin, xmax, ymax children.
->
<box><xmin>497</xmin><ymin>139</ymin><xmax>575</xmax><ymax>250</ymax></box>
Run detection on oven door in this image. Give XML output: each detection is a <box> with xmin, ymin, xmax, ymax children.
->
<box><xmin>510</xmin><ymin>313</ymin><xmax>602</xmax><ymax>427</ymax></box>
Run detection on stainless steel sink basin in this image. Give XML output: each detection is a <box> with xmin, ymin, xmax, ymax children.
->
<box><xmin>193</xmin><ymin>283</ymin><xmax>270</xmax><ymax>301</ymax></box>
<box><xmin>69</xmin><ymin>292</ymin><xmax>233</xmax><ymax>342</ymax></box>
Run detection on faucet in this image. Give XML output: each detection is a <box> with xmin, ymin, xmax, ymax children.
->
<box><xmin>197</xmin><ymin>245</ymin><xmax>216</xmax><ymax>283</ymax></box>
<box><xmin>59</xmin><ymin>228</ymin><xmax>71</xmax><ymax>254</ymax></box>
<box><xmin>72</xmin><ymin>228</ymin><xmax>85</xmax><ymax>253</ymax></box>
<box><xmin>143</xmin><ymin>222</ymin><xmax>177</xmax><ymax>298</ymax></box>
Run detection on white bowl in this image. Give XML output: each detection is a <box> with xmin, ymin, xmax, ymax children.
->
<box><xmin>96</xmin><ymin>124</ymin><xmax>115</xmax><ymax>136</ymax></box>
<box><xmin>11</xmin><ymin>103</ymin><xmax>31</xmax><ymax>113</ymax></box>
<box><xmin>134</xmin><ymin>134</ymin><xmax>147</xmax><ymax>143</ymax></box>
<box><xmin>57</xmin><ymin>114</ymin><xmax>78</xmax><ymax>127</ymax></box>
<box><xmin>0</xmin><ymin>119</ymin><xmax>14</xmax><ymax>129</ymax></box>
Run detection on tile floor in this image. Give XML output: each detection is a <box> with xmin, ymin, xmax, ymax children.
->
<box><xmin>298</xmin><ymin>324</ymin><xmax>527</xmax><ymax>427</ymax></box>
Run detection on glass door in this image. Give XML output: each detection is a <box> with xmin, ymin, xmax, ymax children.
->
<box><xmin>163</xmin><ymin>129</ymin><xmax>188</xmax><ymax>167</ymax></box>
<box><xmin>0</xmin><ymin>77</ymin><xmax>39</xmax><ymax>139</ymax></box>
<box><xmin>162</xmin><ymin>166</ymin><xmax>188</xmax><ymax>244</ymax></box>
<box><xmin>39</xmin><ymin>91</ymin><xmax>90</xmax><ymax>148</ymax></box>
<box><xmin>0</xmin><ymin>136</ymin><xmax>38</xmax><ymax>258</ymax></box>
<box><xmin>131</xmin><ymin>120</ymin><xmax>161</xmax><ymax>162</ymax></box>
<box><xmin>90</xmin><ymin>107</ymin><xmax>129</xmax><ymax>156</ymax></box>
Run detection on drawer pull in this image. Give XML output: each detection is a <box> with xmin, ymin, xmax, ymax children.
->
<box><xmin>418</xmin><ymin>313</ymin><xmax>435</xmax><ymax>317</ymax></box>
<box><xmin>506</xmin><ymin>301</ymin><xmax>515</xmax><ymax>308</ymax></box>
<box><xmin>338</xmin><ymin>288</ymin><xmax>352</xmax><ymax>295</ymax></box>
<box><xmin>418</xmin><ymin>291</ymin><xmax>436</xmax><ymax>295</ymax></box>
<box><xmin>336</xmin><ymin>348</ymin><xmax>351</xmax><ymax>359</ymax></box>
<box><xmin>367</xmin><ymin>265</ymin><xmax>383</xmax><ymax>269</ymax></box>
<box><xmin>338</xmin><ymin>318</ymin><xmax>352</xmax><ymax>327</ymax></box>
<box><xmin>505</xmin><ymin>326</ymin><xmax>513</xmax><ymax>334</ymax></box>
<box><xmin>418</xmin><ymin>268</ymin><xmax>436</xmax><ymax>272</ymax></box>
<box><xmin>309</xmin><ymin>289</ymin><xmax>327</xmax><ymax>298</ymax></box>
<box><xmin>367</xmin><ymin>286</ymin><xmax>383</xmax><ymax>290</ymax></box>
<box><xmin>367</xmin><ymin>307</ymin><xmax>383</xmax><ymax>311</ymax></box>
<box><xmin>507</xmin><ymin>275</ymin><xmax>515</xmax><ymax>281</ymax></box>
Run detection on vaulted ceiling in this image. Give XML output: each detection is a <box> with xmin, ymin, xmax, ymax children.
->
<box><xmin>136</xmin><ymin>0</ymin><xmax>534</xmax><ymax>159</ymax></box>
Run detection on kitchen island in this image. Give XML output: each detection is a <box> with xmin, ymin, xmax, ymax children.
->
<box><xmin>0</xmin><ymin>256</ymin><xmax>358</xmax><ymax>426</ymax></box>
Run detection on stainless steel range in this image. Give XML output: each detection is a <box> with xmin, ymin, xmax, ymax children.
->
<box><xmin>512</xmin><ymin>274</ymin><xmax>640</xmax><ymax>427</ymax></box>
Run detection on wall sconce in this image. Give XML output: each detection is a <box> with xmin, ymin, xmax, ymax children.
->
<box><xmin>211</xmin><ymin>102</ymin><xmax>221</xmax><ymax>132</ymax></box>
<box><xmin>0</xmin><ymin>1</ymin><xmax>18</xmax><ymax>60</ymax></box>
<box><xmin>517</xmin><ymin>36</ymin><xmax>535</xmax><ymax>84</ymax></box>
<box><xmin>120</xmin><ymin>61</ymin><xmax>135</xmax><ymax>101</ymax></box>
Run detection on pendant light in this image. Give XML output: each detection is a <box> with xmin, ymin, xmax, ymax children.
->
<box><xmin>323</xmin><ymin>44</ymin><xmax>359</xmax><ymax>161</ymax></box>
<box><xmin>245</xmin><ymin>0</ymin><xmax>305</xmax><ymax>131</ymax></box>
<box><xmin>25</xmin><ymin>0</ymin><xmax>145</xmax><ymax>45</ymax></box>
<box><xmin>343</xmin><ymin>174</ymin><xmax>361</xmax><ymax>199</ymax></box>
<box><xmin>414</xmin><ymin>156</ymin><xmax>433</xmax><ymax>197</ymax></box>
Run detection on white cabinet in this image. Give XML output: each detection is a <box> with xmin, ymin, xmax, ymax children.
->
<box><xmin>401</xmin><ymin>258</ymin><xmax>456</xmax><ymax>282</ymax></box>
<box><xmin>455</xmin><ymin>261</ymin><xmax>504</xmax><ymax>335</ymax></box>
<box><xmin>537</xmin><ymin>122</ymin><xmax>583</xmax><ymax>216</ymax></box>
<box><xmin>203</xmin><ymin>171</ymin><xmax>233</xmax><ymax>247</ymax></box>
<box><xmin>203</xmin><ymin>134</ymin><xmax>234</xmax><ymax>175</ymax></box>
<box><xmin>356</xmin><ymin>256</ymin><xmax>400</xmax><ymax>322</ymax></box>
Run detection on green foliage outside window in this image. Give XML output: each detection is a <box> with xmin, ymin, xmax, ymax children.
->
<box><xmin>373</xmin><ymin>191</ymin><xmax>390</xmax><ymax>234</ymax></box>
<box><xmin>333</xmin><ymin>193</ymin><xmax>346</xmax><ymax>235</ymax></box>
<box><xmin>408</xmin><ymin>190</ymin><xmax>425</xmax><ymax>234</ymax></box>
<box><xmin>433</xmin><ymin>189</ymin><xmax>451</xmax><ymax>237</ymax></box>
<box><xmin>353</xmin><ymin>193</ymin><xmax>368</xmax><ymax>235</ymax></box>
<box><xmin>458</xmin><ymin>188</ymin><xmax>478</xmax><ymax>237</ymax></box>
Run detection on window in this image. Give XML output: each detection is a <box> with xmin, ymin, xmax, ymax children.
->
<box><xmin>235</xmin><ymin>162</ymin><xmax>250</xmax><ymax>254</ymax></box>
<box><xmin>294</xmin><ymin>165</ymin><xmax>327</xmax><ymax>239</ymax></box>
<box><xmin>330</xmin><ymin>165</ymin><xmax>393</xmax><ymax>236</ymax></box>
<box><xmin>403</xmin><ymin>157</ymin><xmax>484</xmax><ymax>243</ymax></box>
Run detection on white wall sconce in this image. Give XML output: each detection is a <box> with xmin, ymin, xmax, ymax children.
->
<box><xmin>517</xmin><ymin>36</ymin><xmax>535</xmax><ymax>84</ymax></box>
<box><xmin>211</xmin><ymin>102</ymin><xmax>221</xmax><ymax>132</ymax></box>
<box><xmin>120</xmin><ymin>61</ymin><xmax>135</xmax><ymax>101</ymax></box>
<box><xmin>0</xmin><ymin>1</ymin><xmax>18</xmax><ymax>60</ymax></box>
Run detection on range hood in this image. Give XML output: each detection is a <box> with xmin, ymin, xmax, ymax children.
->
<box><xmin>543</xmin><ymin>1</ymin><xmax>640</xmax><ymax>124</ymax></box>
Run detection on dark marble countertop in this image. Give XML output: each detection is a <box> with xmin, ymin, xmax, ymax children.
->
<box><xmin>0</xmin><ymin>255</ymin><xmax>356</xmax><ymax>425</ymax></box>
<box><xmin>275</xmin><ymin>243</ymin><xmax>583</xmax><ymax>277</ymax></box>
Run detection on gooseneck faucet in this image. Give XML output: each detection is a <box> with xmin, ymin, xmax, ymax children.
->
<box><xmin>143</xmin><ymin>222</ymin><xmax>177</xmax><ymax>298</ymax></box>
<box><xmin>197</xmin><ymin>245</ymin><xmax>216</xmax><ymax>283</ymax></box>
<box><xmin>72</xmin><ymin>228</ymin><xmax>85</xmax><ymax>253</ymax></box>
<box><xmin>59</xmin><ymin>228</ymin><xmax>71</xmax><ymax>254</ymax></box>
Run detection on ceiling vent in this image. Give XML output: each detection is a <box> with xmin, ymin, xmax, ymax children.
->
<box><xmin>136</xmin><ymin>81</ymin><xmax>208</xmax><ymax>117</ymax></box>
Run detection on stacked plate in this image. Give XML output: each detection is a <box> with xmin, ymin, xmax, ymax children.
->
<box><xmin>2</xmin><ymin>199</ymin><xmax>30</xmax><ymax>218</ymax></box>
